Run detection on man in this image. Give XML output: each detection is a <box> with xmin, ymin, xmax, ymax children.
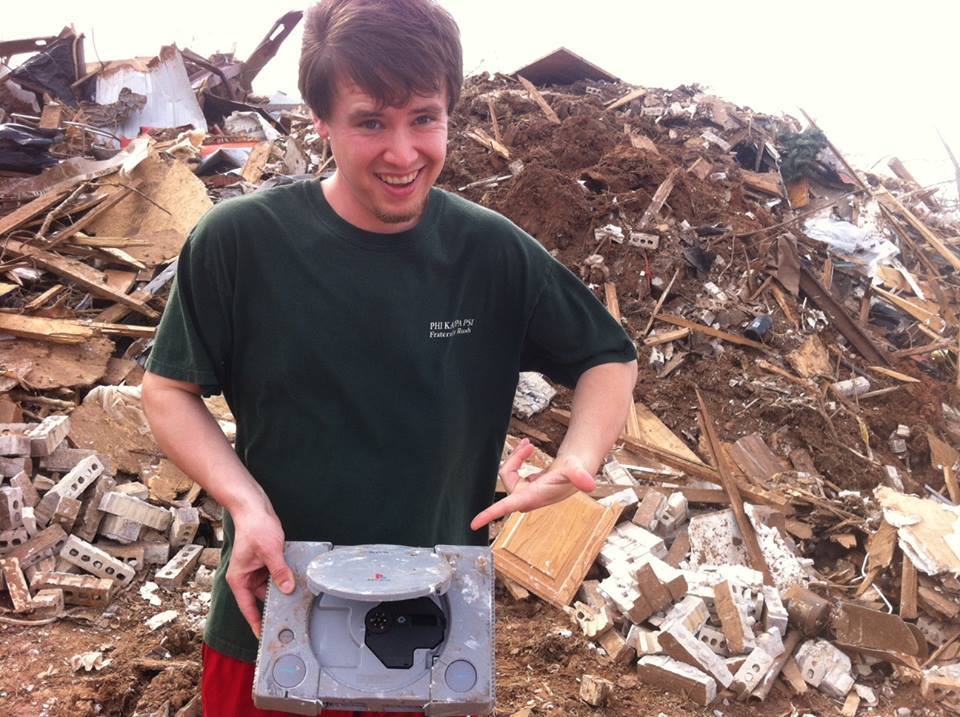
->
<box><xmin>141</xmin><ymin>0</ymin><xmax>638</xmax><ymax>714</ymax></box>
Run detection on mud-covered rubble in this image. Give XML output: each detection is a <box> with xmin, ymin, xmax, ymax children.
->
<box><xmin>4</xmin><ymin>25</ymin><xmax>960</xmax><ymax>715</ymax></box>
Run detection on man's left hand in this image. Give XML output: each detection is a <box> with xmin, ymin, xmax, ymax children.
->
<box><xmin>470</xmin><ymin>438</ymin><xmax>596</xmax><ymax>530</ymax></box>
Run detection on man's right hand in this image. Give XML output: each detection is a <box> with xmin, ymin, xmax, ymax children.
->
<box><xmin>226</xmin><ymin>506</ymin><xmax>296</xmax><ymax>638</ymax></box>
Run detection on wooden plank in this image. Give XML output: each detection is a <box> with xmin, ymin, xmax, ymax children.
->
<box><xmin>516</xmin><ymin>75</ymin><xmax>560</xmax><ymax>125</ymax></box>
<box><xmin>633</xmin><ymin>403</ymin><xmax>702</xmax><ymax>464</ymax></box>
<box><xmin>643</xmin><ymin>327</ymin><xmax>689</xmax><ymax>347</ymax></box>
<box><xmin>892</xmin><ymin>339</ymin><xmax>954</xmax><ymax>359</ymax></box>
<box><xmin>0</xmin><ymin>186</ymin><xmax>73</xmax><ymax>237</ymax></box>
<box><xmin>657</xmin><ymin>314</ymin><xmax>767</xmax><ymax>351</ymax></box>
<box><xmin>241</xmin><ymin>141</ymin><xmax>273</xmax><ymax>184</ymax></box>
<box><xmin>739</xmin><ymin>169</ymin><xmax>783</xmax><ymax>197</ymax></box>
<box><xmin>605</xmin><ymin>87</ymin><xmax>646</xmax><ymax>112</ymax></box>
<box><xmin>1</xmin><ymin>238</ymin><xmax>159</xmax><ymax>319</ymax></box>
<box><xmin>508</xmin><ymin>417</ymin><xmax>551</xmax><ymax>444</ymax></box>
<box><xmin>491</xmin><ymin>492</ymin><xmax>622</xmax><ymax>607</ymax></box>
<box><xmin>603</xmin><ymin>282</ymin><xmax>641</xmax><ymax>439</ymax></box>
<box><xmin>729</xmin><ymin>433</ymin><xmax>790</xmax><ymax>483</ymax></box>
<box><xmin>641</xmin><ymin>268</ymin><xmax>680</xmax><ymax>338</ymax></box>
<box><xmin>872</xmin><ymin>286</ymin><xmax>946</xmax><ymax>333</ymax></box>
<box><xmin>486</xmin><ymin>97</ymin><xmax>502</xmax><ymax>145</ymax></box>
<box><xmin>465</xmin><ymin>128</ymin><xmax>510</xmax><ymax>160</ymax></box>
<box><xmin>49</xmin><ymin>185</ymin><xmax>138</xmax><ymax>246</ymax></box>
<box><xmin>639</xmin><ymin>168</ymin><xmax>680</xmax><ymax>227</ymax></box>
<box><xmin>0</xmin><ymin>313</ymin><xmax>92</xmax><ymax>344</ymax></box>
<box><xmin>696</xmin><ymin>389</ymin><xmax>773</xmax><ymax>585</ymax></box>
<box><xmin>878</xmin><ymin>189</ymin><xmax>960</xmax><ymax>272</ymax></box>
<box><xmin>867</xmin><ymin>365</ymin><xmax>920</xmax><ymax>383</ymax></box>
<box><xmin>900</xmin><ymin>553</ymin><xmax>918</xmax><ymax>620</ymax></box>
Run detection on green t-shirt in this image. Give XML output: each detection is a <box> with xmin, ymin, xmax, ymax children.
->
<box><xmin>146</xmin><ymin>180</ymin><xmax>636</xmax><ymax>661</ymax></box>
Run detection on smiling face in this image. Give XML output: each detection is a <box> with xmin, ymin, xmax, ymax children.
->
<box><xmin>313</xmin><ymin>82</ymin><xmax>449</xmax><ymax>233</ymax></box>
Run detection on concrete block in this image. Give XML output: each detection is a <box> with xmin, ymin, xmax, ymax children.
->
<box><xmin>637</xmin><ymin>655</ymin><xmax>717</xmax><ymax>706</ymax></box>
<box><xmin>5</xmin><ymin>524</ymin><xmax>67</xmax><ymax>569</ymax></box>
<box><xmin>796</xmin><ymin>639</ymin><xmax>851</xmax><ymax>692</ymax></box>
<box><xmin>33</xmin><ymin>571</ymin><xmax>114</xmax><ymax>607</ymax></box>
<box><xmin>99</xmin><ymin>491</ymin><xmax>172</xmax><ymax>530</ymax></box>
<box><xmin>599</xmin><ymin>574</ymin><xmax>654</xmax><ymax>623</ymax></box>
<box><xmin>614</xmin><ymin>522</ymin><xmax>668</xmax><ymax>560</ymax></box>
<box><xmin>579</xmin><ymin>674</ymin><xmax>614</xmax><ymax>707</ymax></box>
<box><xmin>74</xmin><ymin>475</ymin><xmax>116</xmax><ymax>542</ymax></box>
<box><xmin>568</xmin><ymin>600</ymin><xmax>613</xmax><ymax>639</ymax></box>
<box><xmin>659</xmin><ymin>622</ymin><xmax>734</xmax><ymax>688</ymax></box>
<box><xmin>731</xmin><ymin>647</ymin><xmax>776</xmax><ymax>696</ymax></box>
<box><xmin>24</xmin><ymin>415</ymin><xmax>70</xmax><ymax>457</ymax></box>
<box><xmin>0</xmin><ymin>486</ymin><xmax>23</xmax><ymax>530</ymax></box>
<box><xmin>714</xmin><ymin>580</ymin><xmax>755</xmax><ymax>654</ymax></box>
<box><xmin>756</xmin><ymin>627</ymin><xmax>784</xmax><ymax>658</ymax></box>
<box><xmin>50</xmin><ymin>494</ymin><xmax>81</xmax><ymax>533</ymax></box>
<box><xmin>98</xmin><ymin>514</ymin><xmax>142</xmax><ymax>544</ymax></box>
<box><xmin>59</xmin><ymin>535</ymin><xmax>135</xmax><ymax>586</ymax></box>
<box><xmin>0</xmin><ymin>527</ymin><xmax>29</xmax><ymax>555</ymax></box>
<box><xmin>0</xmin><ymin>556</ymin><xmax>32</xmax><ymax>611</ymax></box>
<box><xmin>762</xmin><ymin>585</ymin><xmax>789</xmax><ymax>636</ymax></box>
<box><xmin>169</xmin><ymin>507</ymin><xmax>200</xmax><ymax>548</ymax></box>
<box><xmin>112</xmin><ymin>482</ymin><xmax>150</xmax><ymax>501</ymax></box>
<box><xmin>10</xmin><ymin>472</ymin><xmax>38</xmax><ymax>508</ymax></box>
<box><xmin>155</xmin><ymin>544</ymin><xmax>203</xmax><ymax>588</ymax></box>
<box><xmin>921</xmin><ymin>664</ymin><xmax>960</xmax><ymax>702</ymax></box>
<box><xmin>40</xmin><ymin>446</ymin><xmax>111</xmax><ymax>475</ymax></box>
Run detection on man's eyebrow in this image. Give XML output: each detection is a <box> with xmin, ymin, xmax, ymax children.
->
<box><xmin>411</xmin><ymin>103</ymin><xmax>444</xmax><ymax>114</ymax></box>
<box><xmin>346</xmin><ymin>108</ymin><xmax>382</xmax><ymax>122</ymax></box>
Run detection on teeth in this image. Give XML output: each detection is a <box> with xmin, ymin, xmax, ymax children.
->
<box><xmin>378</xmin><ymin>171</ymin><xmax>418</xmax><ymax>185</ymax></box>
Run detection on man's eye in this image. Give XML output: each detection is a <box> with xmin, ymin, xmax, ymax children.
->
<box><xmin>360</xmin><ymin>120</ymin><xmax>381</xmax><ymax>130</ymax></box>
<box><xmin>415</xmin><ymin>115</ymin><xmax>436</xmax><ymax>125</ymax></box>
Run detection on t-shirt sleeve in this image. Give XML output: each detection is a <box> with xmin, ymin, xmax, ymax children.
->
<box><xmin>520</xmin><ymin>257</ymin><xmax>637</xmax><ymax>388</ymax></box>
<box><xmin>145</xmin><ymin>218</ymin><xmax>234</xmax><ymax>396</ymax></box>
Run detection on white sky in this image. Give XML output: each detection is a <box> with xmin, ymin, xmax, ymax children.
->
<box><xmin>4</xmin><ymin>0</ymin><xmax>958</xmax><ymax>193</ymax></box>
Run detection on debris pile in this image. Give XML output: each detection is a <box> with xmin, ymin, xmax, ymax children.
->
<box><xmin>1</xmin><ymin>30</ymin><xmax>960</xmax><ymax>715</ymax></box>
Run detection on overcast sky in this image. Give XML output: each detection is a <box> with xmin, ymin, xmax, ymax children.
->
<box><xmin>4</xmin><ymin>0</ymin><xmax>958</xmax><ymax>195</ymax></box>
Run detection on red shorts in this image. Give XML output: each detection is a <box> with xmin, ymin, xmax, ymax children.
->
<box><xmin>201</xmin><ymin>643</ymin><xmax>434</xmax><ymax>717</ymax></box>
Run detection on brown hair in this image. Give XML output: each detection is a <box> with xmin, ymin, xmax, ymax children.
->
<box><xmin>299</xmin><ymin>0</ymin><xmax>463</xmax><ymax>119</ymax></box>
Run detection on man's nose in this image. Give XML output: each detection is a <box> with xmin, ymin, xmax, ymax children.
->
<box><xmin>382</xmin><ymin>128</ymin><xmax>418</xmax><ymax>168</ymax></box>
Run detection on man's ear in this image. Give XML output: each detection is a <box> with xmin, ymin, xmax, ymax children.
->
<box><xmin>311</xmin><ymin>111</ymin><xmax>330</xmax><ymax>140</ymax></box>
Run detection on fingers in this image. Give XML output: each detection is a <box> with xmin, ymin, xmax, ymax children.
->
<box><xmin>470</xmin><ymin>495</ymin><xmax>516</xmax><ymax>531</ymax></box>
<box><xmin>499</xmin><ymin>438</ymin><xmax>535</xmax><ymax>493</ymax></box>
<box><xmin>231</xmin><ymin>579</ymin><xmax>263</xmax><ymax>638</ymax></box>
<box><xmin>566</xmin><ymin>465</ymin><xmax>596</xmax><ymax>493</ymax></box>
<box><xmin>263</xmin><ymin>551</ymin><xmax>296</xmax><ymax>594</ymax></box>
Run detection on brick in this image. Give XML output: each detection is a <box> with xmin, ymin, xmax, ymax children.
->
<box><xmin>143</xmin><ymin>541</ymin><xmax>171</xmax><ymax>566</ymax></box>
<box><xmin>0</xmin><ymin>456</ymin><xmax>31</xmax><ymax>478</ymax></box>
<box><xmin>33</xmin><ymin>475</ymin><xmax>55</xmax><ymax>492</ymax></box>
<box><xmin>796</xmin><ymin>639</ymin><xmax>852</xmax><ymax>696</ymax></box>
<box><xmin>10</xmin><ymin>471</ymin><xmax>38</xmax><ymax>508</ymax></box>
<box><xmin>714</xmin><ymin>580</ymin><xmax>755</xmax><ymax>654</ymax></box>
<box><xmin>731</xmin><ymin>646</ymin><xmax>776</xmax><ymax>696</ymax></box>
<box><xmin>755</xmin><ymin>627</ymin><xmax>784</xmax><ymax>658</ymax></box>
<box><xmin>99</xmin><ymin>491</ymin><xmax>172</xmax><ymax>530</ymax></box>
<box><xmin>599</xmin><ymin>574</ymin><xmax>654</xmax><ymax>623</ymax></box>
<box><xmin>155</xmin><ymin>544</ymin><xmax>203</xmax><ymax>588</ymax></box>
<box><xmin>50</xmin><ymin>494</ymin><xmax>81</xmax><ymax>532</ymax></box>
<box><xmin>112</xmin><ymin>482</ymin><xmax>150</xmax><ymax>501</ymax></box>
<box><xmin>74</xmin><ymin>475</ymin><xmax>115</xmax><ymax>542</ymax></box>
<box><xmin>24</xmin><ymin>555</ymin><xmax>55</xmax><ymax>584</ymax></box>
<box><xmin>597</xmin><ymin>628</ymin><xmax>635</xmax><ymax>664</ymax></box>
<box><xmin>761</xmin><ymin>585</ymin><xmax>789</xmax><ymax>636</ymax></box>
<box><xmin>30</xmin><ymin>587</ymin><xmax>64</xmax><ymax>616</ymax></box>
<box><xmin>698</xmin><ymin>625</ymin><xmax>728</xmax><ymax>655</ymax></box>
<box><xmin>637</xmin><ymin>655</ymin><xmax>717</xmax><ymax>706</ymax></box>
<box><xmin>51</xmin><ymin>455</ymin><xmax>104</xmax><ymax>499</ymax></box>
<box><xmin>658</xmin><ymin>492</ymin><xmax>689</xmax><ymax>533</ymax></box>
<box><xmin>602</xmin><ymin>459</ymin><xmax>636</xmax><ymax>486</ymax></box>
<box><xmin>665</xmin><ymin>529</ymin><xmax>690</xmax><ymax>567</ymax></box>
<box><xmin>0</xmin><ymin>557</ymin><xmax>32</xmax><ymax>611</ymax></box>
<box><xmin>193</xmin><ymin>565</ymin><xmax>215</xmax><ymax>590</ymax></box>
<box><xmin>0</xmin><ymin>427</ymin><xmax>31</xmax><ymax>456</ymax></box>
<box><xmin>614</xmin><ymin>522</ymin><xmax>668</xmax><ymax>559</ymax></box>
<box><xmin>921</xmin><ymin>664</ymin><xmax>960</xmax><ymax>701</ymax></box>
<box><xmin>636</xmin><ymin>553</ymin><xmax>688</xmax><ymax>601</ymax></box>
<box><xmin>636</xmin><ymin>563</ymin><xmax>673</xmax><ymax>614</ymax></box>
<box><xmin>20</xmin><ymin>507</ymin><xmax>37</xmax><ymax>536</ymax></box>
<box><xmin>198</xmin><ymin>547</ymin><xmax>221</xmax><ymax>568</ymax></box>
<box><xmin>24</xmin><ymin>415</ymin><xmax>70</xmax><ymax>457</ymax></box>
<box><xmin>662</xmin><ymin>595</ymin><xmax>710</xmax><ymax>634</ymax></box>
<box><xmin>98</xmin><ymin>514</ymin><xmax>142</xmax><ymax>543</ymax></box>
<box><xmin>579</xmin><ymin>674</ymin><xmax>614</xmax><ymax>707</ymax></box>
<box><xmin>0</xmin><ymin>528</ymin><xmax>29</xmax><ymax>554</ymax></box>
<box><xmin>632</xmin><ymin>490</ymin><xmax>667</xmax><ymax>531</ymax></box>
<box><xmin>40</xmin><ymin>446</ymin><xmax>111</xmax><ymax>475</ymax></box>
<box><xmin>33</xmin><ymin>572</ymin><xmax>114</xmax><ymax>607</ymax></box>
<box><xmin>59</xmin><ymin>535</ymin><xmax>136</xmax><ymax>586</ymax></box>
<box><xmin>841</xmin><ymin>692</ymin><xmax>861</xmax><ymax>717</ymax></box>
<box><xmin>6</xmin><ymin>524</ymin><xmax>67</xmax><ymax>569</ymax></box>
<box><xmin>169</xmin><ymin>507</ymin><xmax>200</xmax><ymax>548</ymax></box>
<box><xmin>0</xmin><ymin>486</ymin><xmax>23</xmax><ymax>530</ymax></box>
<box><xmin>94</xmin><ymin>541</ymin><xmax>145</xmax><ymax>571</ymax></box>
<box><xmin>568</xmin><ymin>600</ymin><xmax>613</xmax><ymax>639</ymax></box>
<box><xmin>626</xmin><ymin>623</ymin><xmax>661</xmax><ymax>655</ymax></box>
<box><xmin>597</xmin><ymin>487</ymin><xmax>639</xmax><ymax>509</ymax></box>
<box><xmin>659</xmin><ymin>622</ymin><xmax>734</xmax><ymax>688</ymax></box>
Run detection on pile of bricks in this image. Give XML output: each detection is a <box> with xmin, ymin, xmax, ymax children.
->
<box><xmin>0</xmin><ymin>414</ymin><xmax>216</xmax><ymax>618</ymax></box>
<box><xmin>557</xmin><ymin>468</ymin><xmax>960</xmax><ymax>711</ymax></box>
